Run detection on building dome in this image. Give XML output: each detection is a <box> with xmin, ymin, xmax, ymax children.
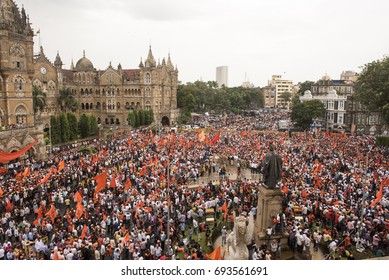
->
<box><xmin>75</xmin><ymin>51</ymin><xmax>94</xmax><ymax>71</ymax></box>
<box><xmin>303</xmin><ymin>90</ymin><xmax>312</xmax><ymax>98</ymax></box>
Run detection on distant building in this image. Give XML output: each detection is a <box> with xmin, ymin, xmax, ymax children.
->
<box><xmin>267</xmin><ymin>75</ymin><xmax>293</xmax><ymax>109</ymax></box>
<box><xmin>307</xmin><ymin>72</ymin><xmax>383</xmax><ymax>134</ymax></box>
<box><xmin>262</xmin><ymin>86</ymin><xmax>276</xmax><ymax>108</ymax></box>
<box><xmin>300</xmin><ymin>89</ymin><xmax>347</xmax><ymax>131</ymax></box>
<box><xmin>216</xmin><ymin>66</ymin><xmax>228</xmax><ymax>87</ymax></box>
<box><xmin>241</xmin><ymin>81</ymin><xmax>254</xmax><ymax>89</ymax></box>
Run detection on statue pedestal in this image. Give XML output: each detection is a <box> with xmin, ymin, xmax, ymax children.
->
<box><xmin>255</xmin><ymin>184</ymin><xmax>289</xmax><ymax>250</ymax></box>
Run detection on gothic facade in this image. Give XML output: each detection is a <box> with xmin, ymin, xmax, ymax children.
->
<box><xmin>33</xmin><ymin>46</ymin><xmax>179</xmax><ymax>129</ymax></box>
<box><xmin>0</xmin><ymin>0</ymin><xmax>45</xmax><ymax>157</ymax></box>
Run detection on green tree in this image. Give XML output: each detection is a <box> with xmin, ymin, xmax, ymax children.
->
<box><xmin>50</xmin><ymin>115</ymin><xmax>61</xmax><ymax>145</ymax></box>
<box><xmin>78</xmin><ymin>114</ymin><xmax>90</xmax><ymax>138</ymax></box>
<box><xmin>58</xmin><ymin>87</ymin><xmax>78</xmax><ymax>113</ymax></box>
<box><xmin>291</xmin><ymin>99</ymin><xmax>325</xmax><ymax>130</ymax></box>
<box><xmin>66</xmin><ymin>112</ymin><xmax>78</xmax><ymax>141</ymax></box>
<box><xmin>128</xmin><ymin>111</ymin><xmax>136</xmax><ymax>127</ymax></box>
<box><xmin>58</xmin><ymin>113</ymin><xmax>70</xmax><ymax>143</ymax></box>
<box><xmin>297</xmin><ymin>81</ymin><xmax>315</xmax><ymax>95</ymax></box>
<box><xmin>134</xmin><ymin>110</ymin><xmax>139</xmax><ymax>127</ymax></box>
<box><xmin>355</xmin><ymin>56</ymin><xmax>389</xmax><ymax>124</ymax></box>
<box><xmin>279</xmin><ymin>91</ymin><xmax>292</xmax><ymax>108</ymax></box>
<box><xmin>32</xmin><ymin>85</ymin><xmax>46</xmax><ymax>114</ymax></box>
<box><xmin>89</xmin><ymin>115</ymin><xmax>99</xmax><ymax>136</ymax></box>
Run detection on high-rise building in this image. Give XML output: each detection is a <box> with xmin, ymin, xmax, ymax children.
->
<box><xmin>267</xmin><ymin>75</ymin><xmax>293</xmax><ymax>109</ymax></box>
<box><xmin>216</xmin><ymin>66</ymin><xmax>228</xmax><ymax>87</ymax></box>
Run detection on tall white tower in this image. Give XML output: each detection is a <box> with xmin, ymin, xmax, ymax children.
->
<box><xmin>216</xmin><ymin>66</ymin><xmax>228</xmax><ymax>87</ymax></box>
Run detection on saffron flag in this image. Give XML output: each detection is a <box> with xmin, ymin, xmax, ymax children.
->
<box><xmin>219</xmin><ymin>201</ymin><xmax>228</xmax><ymax>221</ymax></box>
<box><xmin>139</xmin><ymin>166</ymin><xmax>147</xmax><ymax>176</ymax></box>
<box><xmin>94</xmin><ymin>172</ymin><xmax>107</xmax><ymax>195</ymax></box>
<box><xmin>122</xmin><ymin>233</ymin><xmax>130</xmax><ymax>244</ymax></box>
<box><xmin>206</xmin><ymin>246</ymin><xmax>222</xmax><ymax>260</ymax></box>
<box><xmin>301</xmin><ymin>189</ymin><xmax>308</xmax><ymax>198</ymax></box>
<box><xmin>74</xmin><ymin>191</ymin><xmax>83</xmax><ymax>204</ymax></box>
<box><xmin>0</xmin><ymin>167</ymin><xmax>7</xmax><ymax>174</ymax></box>
<box><xmin>124</xmin><ymin>178</ymin><xmax>132</xmax><ymax>191</ymax></box>
<box><xmin>76</xmin><ymin>203</ymin><xmax>85</xmax><ymax>219</ymax></box>
<box><xmin>6</xmin><ymin>199</ymin><xmax>13</xmax><ymax>212</ymax></box>
<box><xmin>198</xmin><ymin>130</ymin><xmax>205</xmax><ymax>142</ymax></box>
<box><xmin>57</xmin><ymin>160</ymin><xmax>65</xmax><ymax>173</ymax></box>
<box><xmin>39</xmin><ymin>173</ymin><xmax>51</xmax><ymax>185</ymax></box>
<box><xmin>0</xmin><ymin>139</ymin><xmax>38</xmax><ymax>163</ymax></box>
<box><xmin>80</xmin><ymin>225</ymin><xmax>88</xmax><ymax>239</ymax></box>
<box><xmin>109</xmin><ymin>174</ymin><xmax>117</xmax><ymax>188</ymax></box>
<box><xmin>282</xmin><ymin>185</ymin><xmax>288</xmax><ymax>194</ymax></box>
<box><xmin>34</xmin><ymin>205</ymin><xmax>44</xmax><ymax>219</ymax></box>
<box><xmin>46</xmin><ymin>204</ymin><xmax>57</xmax><ymax>223</ymax></box>
<box><xmin>22</xmin><ymin>167</ymin><xmax>31</xmax><ymax>178</ymax></box>
<box><xmin>210</xmin><ymin>132</ymin><xmax>220</xmax><ymax>146</ymax></box>
<box><xmin>0</xmin><ymin>187</ymin><xmax>3</xmax><ymax>197</ymax></box>
<box><xmin>370</xmin><ymin>182</ymin><xmax>384</xmax><ymax>207</ymax></box>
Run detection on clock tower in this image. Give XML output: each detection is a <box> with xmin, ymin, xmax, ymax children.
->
<box><xmin>0</xmin><ymin>0</ymin><xmax>45</xmax><ymax>159</ymax></box>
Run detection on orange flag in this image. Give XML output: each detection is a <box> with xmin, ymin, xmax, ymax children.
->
<box><xmin>40</xmin><ymin>173</ymin><xmax>51</xmax><ymax>185</ymax></box>
<box><xmin>53</xmin><ymin>252</ymin><xmax>59</xmax><ymax>260</ymax></box>
<box><xmin>219</xmin><ymin>201</ymin><xmax>228</xmax><ymax>221</ymax></box>
<box><xmin>94</xmin><ymin>172</ymin><xmax>107</xmax><ymax>195</ymax></box>
<box><xmin>301</xmin><ymin>189</ymin><xmax>308</xmax><ymax>198</ymax></box>
<box><xmin>198</xmin><ymin>130</ymin><xmax>205</xmax><ymax>142</ymax></box>
<box><xmin>206</xmin><ymin>246</ymin><xmax>221</xmax><ymax>260</ymax></box>
<box><xmin>46</xmin><ymin>204</ymin><xmax>57</xmax><ymax>224</ymax></box>
<box><xmin>210</xmin><ymin>132</ymin><xmax>220</xmax><ymax>146</ymax></box>
<box><xmin>109</xmin><ymin>174</ymin><xmax>117</xmax><ymax>188</ymax></box>
<box><xmin>370</xmin><ymin>182</ymin><xmax>384</xmax><ymax>207</ymax></box>
<box><xmin>80</xmin><ymin>225</ymin><xmax>88</xmax><ymax>239</ymax></box>
<box><xmin>124</xmin><ymin>178</ymin><xmax>132</xmax><ymax>191</ymax></box>
<box><xmin>282</xmin><ymin>185</ymin><xmax>288</xmax><ymax>194</ymax></box>
<box><xmin>22</xmin><ymin>167</ymin><xmax>30</xmax><ymax>178</ymax></box>
<box><xmin>0</xmin><ymin>187</ymin><xmax>3</xmax><ymax>197</ymax></box>
<box><xmin>139</xmin><ymin>166</ymin><xmax>147</xmax><ymax>176</ymax></box>
<box><xmin>122</xmin><ymin>232</ymin><xmax>130</xmax><ymax>244</ymax></box>
<box><xmin>74</xmin><ymin>191</ymin><xmax>83</xmax><ymax>204</ymax></box>
<box><xmin>6</xmin><ymin>199</ymin><xmax>13</xmax><ymax>212</ymax></box>
<box><xmin>57</xmin><ymin>160</ymin><xmax>65</xmax><ymax>173</ymax></box>
<box><xmin>76</xmin><ymin>203</ymin><xmax>85</xmax><ymax>219</ymax></box>
<box><xmin>35</xmin><ymin>205</ymin><xmax>44</xmax><ymax>219</ymax></box>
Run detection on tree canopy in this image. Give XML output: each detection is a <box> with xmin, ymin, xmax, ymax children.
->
<box><xmin>57</xmin><ymin>87</ymin><xmax>78</xmax><ymax>113</ymax></box>
<box><xmin>354</xmin><ymin>56</ymin><xmax>389</xmax><ymax>124</ymax></box>
<box><xmin>32</xmin><ymin>85</ymin><xmax>46</xmax><ymax>114</ymax></box>
<box><xmin>177</xmin><ymin>81</ymin><xmax>264</xmax><ymax>119</ymax></box>
<box><xmin>297</xmin><ymin>81</ymin><xmax>315</xmax><ymax>95</ymax></box>
<box><xmin>291</xmin><ymin>99</ymin><xmax>325</xmax><ymax>130</ymax></box>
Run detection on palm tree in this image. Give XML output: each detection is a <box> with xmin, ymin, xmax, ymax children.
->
<box><xmin>57</xmin><ymin>87</ymin><xmax>78</xmax><ymax>113</ymax></box>
<box><xmin>32</xmin><ymin>85</ymin><xmax>47</xmax><ymax>114</ymax></box>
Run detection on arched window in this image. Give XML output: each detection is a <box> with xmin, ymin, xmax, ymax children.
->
<box><xmin>10</xmin><ymin>44</ymin><xmax>25</xmax><ymax>69</ymax></box>
<box><xmin>103</xmin><ymin>102</ymin><xmax>106</xmax><ymax>110</ymax></box>
<box><xmin>96</xmin><ymin>102</ymin><xmax>100</xmax><ymax>110</ymax></box>
<box><xmin>81</xmin><ymin>103</ymin><xmax>85</xmax><ymax>110</ymax></box>
<box><xmin>117</xmin><ymin>102</ymin><xmax>120</xmax><ymax>110</ymax></box>
<box><xmin>90</xmin><ymin>103</ymin><xmax>93</xmax><ymax>110</ymax></box>
<box><xmin>105</xmin><ymin>118</ymin><xmax>109</xmax><ymax>124</ymax></box>
<box><xmin>85</xmin><ymin>103</ymin><xmax>89</xmax><ymax>110</ymax></box>
<box><xmin>145</xmin><ymin>101</ymin><xmax>151</xmax><ymax>110</ymax></box>
<box><xmin>97</xmin><ymin>117</ymin><xmax>101</xmax><ymax>124</ymax></box>
<box><xmin>146</xmin><ymin>87</ymin><xmax>151</xmax><ymax>97</ymax></box>
<box><xmin>15</xmin><ymin>104</ymin><xmax>28</xmax><ymax>124</ymax></box>
<box><xmin>145</xmin><ymin>73</ymin><xmax>151</xmax><ymax>84</ymax></box>
<box><xmin>125</xmin><ymin>102</ymin><xmax>130</xmax><ymax>109</ymax></box>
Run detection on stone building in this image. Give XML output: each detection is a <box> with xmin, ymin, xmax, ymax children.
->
<box><xmin>0</xmin><ymin>0</ymin><xmax>45</xmax><ymax>157</ymax></box>
<box><xmin>33</xmin><ymin>46</ymin><xmax>180</xmax><ymax>130</ymax></box>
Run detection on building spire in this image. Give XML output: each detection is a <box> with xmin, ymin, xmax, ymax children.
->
<box><xmin>145</xmin><ymin>46</ymin><xmax>156</xmax><ymax>68</ymax></box>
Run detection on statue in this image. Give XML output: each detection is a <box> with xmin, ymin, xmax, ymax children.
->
<box><xmin>226</xmin><ymin>212</ymin><xmax>255</xmax><ymax>260</ymax></box>
<box><xmin>261</xmin><ymin>145</ymin><xmax>283</xmax><ymax>188</ymax></box>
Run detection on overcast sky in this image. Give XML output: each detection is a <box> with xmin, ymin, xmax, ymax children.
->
<box><xmin>17</xmin><ymin>0</ymin><xmax>389</xmax><ymax>87</ymax></box>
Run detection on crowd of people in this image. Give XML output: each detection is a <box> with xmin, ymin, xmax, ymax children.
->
<box><xmin>0</xmin><ymin>112</ymin><xmax>388</xmax><ymax>260</ymax></box>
